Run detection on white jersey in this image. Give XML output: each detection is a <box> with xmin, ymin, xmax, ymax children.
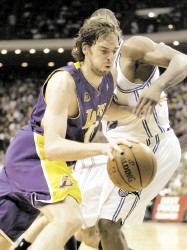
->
<box><xmin>102</xmin><ymin>43</ymin><xmax>170</xmax><ymax>141</ymax></box>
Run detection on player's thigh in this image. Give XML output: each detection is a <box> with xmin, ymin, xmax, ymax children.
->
<box><xmin>74</xmin><ymin>156</ymin><xmax>111</xmax><ymax>228</ymax></box>
<box><xmin>39</xmin><ymin>196</ymin><xmax>83</xmax><ymax>227</ymax></box>
<box><xmin>123</xmin><ymin>132</ymin><xmax>182</xmax><ymax>225</ymax></box>
<box><xmin>140</xmin><ymin>131</ymin><xmax>181</xmax><ymax>202</ymax></box>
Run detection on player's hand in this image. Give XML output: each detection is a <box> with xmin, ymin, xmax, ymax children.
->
<box><xmin>133</xmin><ymin>85</ymin><xmax>163</xmax><ymax>117</ymax></box>
<box><xmin>107</xmin><ymin>137</ymin><xmax>139</xmax><ymax>160</ymax></box>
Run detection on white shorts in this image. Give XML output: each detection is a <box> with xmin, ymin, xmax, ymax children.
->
<box><xmin>73</xmin><ymin>129</ymin><xmax>181</xmax><ymax>228</ymax></box>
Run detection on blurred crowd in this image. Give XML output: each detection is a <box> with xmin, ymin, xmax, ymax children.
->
<box><xmin>0</xmin><ymin>70</ymin><xmax>43</xmax><ymax>163</ymax></box>
<box><xmin>0</xmin><ymin>0</ymin><xmax>187</xmax><ymax>40</ymax></box>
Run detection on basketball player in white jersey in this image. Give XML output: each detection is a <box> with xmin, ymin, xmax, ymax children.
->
<box><xmin>73</xmin><ymin>9</ymin><xmax>187</xmax><ymax>250</ymax></box>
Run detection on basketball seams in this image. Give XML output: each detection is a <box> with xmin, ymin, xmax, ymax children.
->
<box><xmin>130</xmin><ymin>148</ymin><xmax>143</xmax><ymax>187</ymax></box>
<box><xmin>115</xmin><ymin>151</ymin><xmax>137</xmax><ymax>191</ymax></box>
<box><xmin>107</xmin><ymin>159</ymin><xmax>126</xmax><ymax>189</ymax></box>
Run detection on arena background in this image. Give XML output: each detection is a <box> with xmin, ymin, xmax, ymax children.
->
<box><xmin>0</xmin><ymin>1</ymin><xmax>187</xmax><ymax>248</ymax></box>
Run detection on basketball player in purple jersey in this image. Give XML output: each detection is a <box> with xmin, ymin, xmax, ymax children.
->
<box><xmin>70</xmin><ymin>9</ymin><xmax>187</xmax><ymax>250</ymax></box>
<box><xmin>0</xmin><ymin>16</ymin><xmax>138</xmax><ymax>250</ymax></box>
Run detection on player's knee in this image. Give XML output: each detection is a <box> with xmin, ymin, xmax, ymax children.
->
<box><xmin>72</xmin><ymin>213</ymin><xmax>83</xmax><ymax>231</ymax></box>
<box><xmin>97</xmin><ymin>219</ymin><xmax>113</xmax><ymax>239</ymax></box>
<box><xmin>40</xmin><ymin>200</ymin><xmax>83</xmax><ymax>231</ymax></box>
<box><xmin>97</xmin><ymin>219</ymin><xmax>120</xmax><ymax>240</ymax></box>
<box><xmin>82</xmin><ymin>227</ymin><xmax>100</xmax><ymax>248</ymax></box>
<box><xmin>56</xmin><ymin>212</ymin><xmax>82</xmax><ymax>231</ymax></box>
<box><xmin>39</xmin><ymin>216</ymin><xmax>49</xmax><ymax>227</ymax></box>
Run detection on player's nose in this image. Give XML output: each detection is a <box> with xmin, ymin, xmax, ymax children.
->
<box><xmin>107</xmin><ymin>52</ymin><xmax>115</xmax><ymax>62</ymax></box>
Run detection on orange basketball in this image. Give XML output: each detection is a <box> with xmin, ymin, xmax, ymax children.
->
<box><xmin>107</xmin><ymin>142</ymin><xmax>157</xmax><ymax>192</ymax></box>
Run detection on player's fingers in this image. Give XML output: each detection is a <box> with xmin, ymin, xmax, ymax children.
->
<box><xmin>146</xmin><ymin>105</ymin><xmax>154</xmax><ymax>116</ymax></box>
<box><xmin>147</xmin><ymin>100</ymin><xmax>157</xmax><ymax>115</ymax></box>
<box><xmin>109</xmin><ymin>142</ymin><xmax>124</xmax><ymax>156</ymax></box>
<box><xmin>107</xmin><ymin>146</ymin><xmax>114</xmax><ymax>160</ymax></box>
<box><xmin>108</xmin><ymin>151</ymin><xmax>114</xmax><ymax>161</ymax></box>
<box><xmin>107</xmin><ymin>143</ymin><xmax>122</xmax><ymax>160</ymax></box>
<box><xmin>126</xmin><ymin>137</ymin><xmax>139</xmax><ymax>144</ymax></box>
<box><xmin>141</xmin><ymin>107</ymin><xmax>149</xmax><ymax>117</ymax></box>
<box><xmin>141</xmin><ymin>99</ymin><xmax>156</xmax><ymax>117</ymax></box>
<box><xmin>158</xmin><ymin>96</ymin><xmax>167</xmax><ymax>106</ymax></box>
<box><xmin>133</xmin><ymin>98</ymin><xmax>148</xmax><ymax>116</ymax></box>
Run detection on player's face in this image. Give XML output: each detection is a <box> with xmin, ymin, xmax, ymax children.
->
<box><xmin>87</xmin><ymin>33</ymin><xmax>119</xmax><ymax>76</ymax></box>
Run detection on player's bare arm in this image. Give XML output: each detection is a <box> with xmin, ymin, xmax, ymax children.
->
<box><xmin>41</xmin><ymin>71</ymin><xmax>104</xmax><ymax>161</ymax></box>
<box><xmin>103</xmin><ymin>101</ymin><xmax>134</xmax><ymax>121</ymax></box>
<box><xmin>124</xmin><ymin>36</ymin><xmax>187</xmax><ymax>116</ymax></box>
<box><xmin>41</xmin><ymin>71</ymin><xmax>129</xmax><ymax>161</ymax></box>
<box><xmin>124</xmin><ymin>36</ymin><xmax>187</xmax><ymax>87</ymax></box>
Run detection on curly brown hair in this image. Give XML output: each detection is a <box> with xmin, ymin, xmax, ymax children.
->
<box><xmin>71</xmin><ymin>16</ymin><xmax>122</xmax><ymax>62</ymax></box>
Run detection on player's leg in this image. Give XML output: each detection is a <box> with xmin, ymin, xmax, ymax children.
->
<box><xmin>23</xmin><ymin>214</ymin><xmax>48</xmax><ymax>244</ymax></box>
<box><xmin>124</xmin><ymin>131</ymin><xmax>182</xmax><ymax>227</ymax></box>
<box><xmin>80</xmin><ymin>227</ymin><xmax>100</xmax><ymax>249</ymax></box>
<box><xmin>74</xmin><ymin>230</ymin><xmax>83</xmax><ymax>249</ymax></box>
<box><xmin>79</xmin><ymin>226</ymin><xmax>133</xmax><ymax>250</ymax></box>
<box><xmin>10</xmin><ymin>214</ymin><xmax>48</xmax><ymax>250</ymax></box>
<box><xmin>31</xmin><ymin>195</ymin><xmax>83</xmax><ymax>250</ymax></box>
<box><xmin>141</xmin><ymin>131</ymin><xmax>181</xmax><ymax>201</ymax></box>
<box><xmin>97</xmin><ymin>218</ymin><xmax>128</xmax><ymax>250</ymax></box>
<box><xmin>74</xmin><ymin>156</ymin><xmax>131</xmax><ymax>250</ymax></box>
<box><xmin>0</xmin><ymin>230</ymin><xmax>13</xmax><ymax>250</ymax></box>
<box><xmin>97</xmin><ymin>131</ymin><xmax>181</xmax><ymax>250</ymax></box>
<box><xmin>12</xmin><ymin>218</ymin><xmax>80</xmax><ymax>250</ymax></box>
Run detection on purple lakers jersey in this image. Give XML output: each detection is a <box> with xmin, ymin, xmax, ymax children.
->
<box><xmin>30</xmin><ymin>62</ymin><xmax>114</xmax><ymax>144</ymax></box>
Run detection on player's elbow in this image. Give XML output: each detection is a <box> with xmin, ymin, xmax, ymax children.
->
<box><xmin>174</xmin><ymin>54</ymin><xmax>187</xmax><ymax>73</ymax></box>
<box><xmin>44</xmin><ymin>143</ymin><xmax>58</xmax><ymax>161</ymax></box>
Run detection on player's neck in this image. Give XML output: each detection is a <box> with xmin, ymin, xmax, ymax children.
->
<box><xmin>80</xmin><ymin>62</ymin><xmax>103</xmax><ymax>89</ymax></box>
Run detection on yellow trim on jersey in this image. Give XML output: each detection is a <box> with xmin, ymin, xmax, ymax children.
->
<box><xmin>42</xmin><ymin>69</ymin><xmax>60</xmax><ymax>104</ymax></box>
<box><xmin>34</xmin><ymin>133</ymin><xmax>82</xmax><ymax>204</ymax></box>
<box><xmin>74</xmin><ymin>61</ymin><xmax>81</xmax><ymax>69</ymax></box>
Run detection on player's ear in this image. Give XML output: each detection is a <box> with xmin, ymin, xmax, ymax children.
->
<box><xmin>82</xmin><ymin>43</ymin><xmax>89</xmax><ymax>55</ymax></box>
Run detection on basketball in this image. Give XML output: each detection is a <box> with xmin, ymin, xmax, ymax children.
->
<box><xmin>107</xmin><ymin>142</ymin><xmax>157</xmax><ymax>192</ymax></box>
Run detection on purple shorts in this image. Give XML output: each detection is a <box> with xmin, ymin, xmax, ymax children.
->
<box><xmin>0</xmin><ymin>125</ymin><xmax>81</xmax><ymax>241</ymax></box>
<box><xmin>0</xmin><ymin>125</ymin><xmax>44</xmax><ymax>240</ymax></box>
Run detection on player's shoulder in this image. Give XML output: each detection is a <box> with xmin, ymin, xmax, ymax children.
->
<box><xmin>121</xmin><ymin>36</ymin><xmax>156</xmax><ymax>59</ymax></box>
<box><xmin>124</xmin><ymin>35</ymin><xmax>155</xmax><ymax>46</ymax></box>
<box><xmin>44</xmin><ymin>69</ymin><xmax>77</xmax><ymax>105</ymax></box>
<box><xmin>123</xmin><ymin>36</ymin><xmax>156</xmax><ymax>52</ymax></box>
<box><xmin>47</xmin><ymin>70</ymin><xmax>75</xmax><ymax>93</ymax></box>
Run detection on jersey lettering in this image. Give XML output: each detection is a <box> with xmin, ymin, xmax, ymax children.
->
<box><xmin>84</xmin><ymin>121</ymin><xmax>99</xmax><ymax>143</ymax></box>
<box><xmin>82</xmin><ymin>103</ymin><xmax>107</xmax><ymax>129</ymax></box>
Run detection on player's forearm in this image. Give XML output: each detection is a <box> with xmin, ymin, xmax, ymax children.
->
<box><xmin>157</xmin><ymin>54</ymin><xmax>187</xmax><ymax>91</ymax></box>
<box><xmin>44</xmin><ymin>138</ymin><xmax>107</xmax><ymax>161</ymax></box>
<box><xmin>102</xmin><ymin>101</ymin><xmax>132</xmax><ymax>121</ymax></box>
